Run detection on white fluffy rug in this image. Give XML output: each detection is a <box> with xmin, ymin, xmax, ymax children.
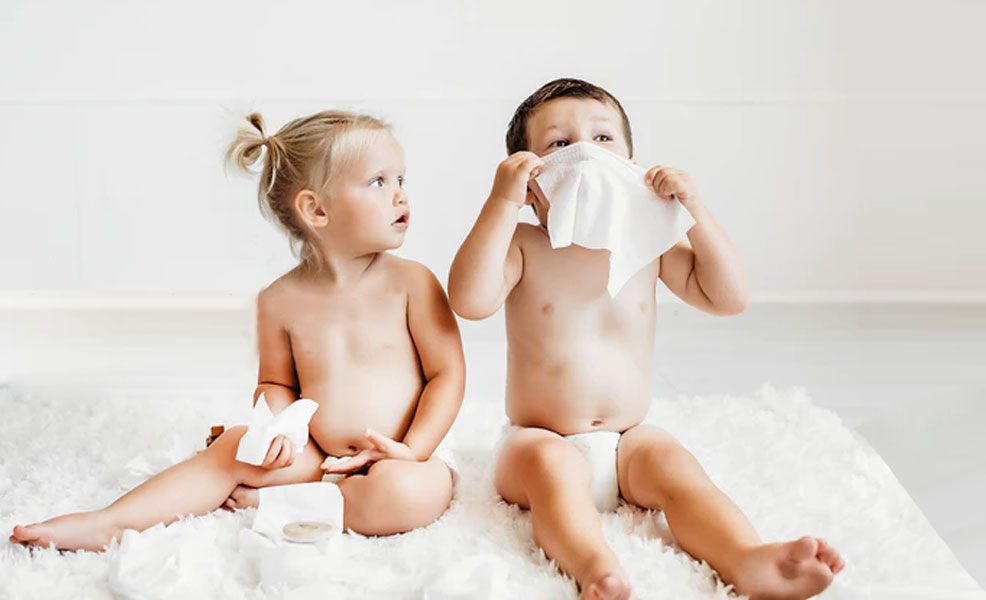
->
<box><xmin>1</xmin><ymin>383</ymin><xmax>983</xmax><ymax>600</ymax></box>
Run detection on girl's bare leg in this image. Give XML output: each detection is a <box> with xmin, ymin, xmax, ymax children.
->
<box><xmin>617</xmin><ymin>425</ymin><xmax>844</xmax><ymax>600</ymax></box>
<box><xmin>9</xmin><ymin>426</ymin><xmax>324</xmax><ymax>551</ymax></box>
<box><xmin>495</xmin><ymin>427</ymin><xmax>631</xmax><ymax>600</ymax></box>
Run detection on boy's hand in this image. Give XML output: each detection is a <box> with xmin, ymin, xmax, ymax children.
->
<box><xmin>320</xmin><ymin>428</ymin><xmax>417</xmax><ymax>474</ymax></box>
<box><xmin>261</xmin><ymin>434</ymin><xmax>296</xmax><ymax>470</ymax></box>
<box><xmin>489</xmin><ymin>151</ymin><xmax>544</xmax><ymax>208</ymax></box>
<box><xmin>644</xmin><ymin>166</ymin><xmax>699</xmax><ymax>208</ymax></box>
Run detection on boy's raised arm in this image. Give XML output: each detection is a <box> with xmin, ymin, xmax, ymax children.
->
<box><xmin>448</xmin><ymin>151</ymin><xmax>543</xmax><ymax>320</ymax></box>
<box><xmin>646</xmin><ymin>166</ymin><xmax>749</xmax><ymax>316</ymax></box>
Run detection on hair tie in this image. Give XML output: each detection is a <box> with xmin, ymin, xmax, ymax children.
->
<box><xmin>264</xmin><ymin>137</ymin><xmax>278</xmax><ymax>196</ymax></box>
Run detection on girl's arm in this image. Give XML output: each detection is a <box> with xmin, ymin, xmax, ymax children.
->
<box><xmin>400</xmin><ymin>262</ymin><xmax>467</xmax><ymax>461</ymax></box>
<box><xmin>251</xmin><ymin>288</ymin><xmax>302</xmax><ymax>470</ymax></box>
<box><xmin>253</xmin><ymin>288</ymin><xmax>301</xmax><ymax>412</ymax></box>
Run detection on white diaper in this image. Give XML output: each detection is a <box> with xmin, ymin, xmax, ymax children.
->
<box><xmin>495</xmin><ymin>424</ymin><xmax>622</xmax><ymax>513</ymax></box>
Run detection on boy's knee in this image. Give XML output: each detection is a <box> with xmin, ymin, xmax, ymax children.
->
<box><xmin>635</xmin><ymin>441</ymin><xmax>706</xmax><ymax>503</ymax></box>
<box><xmin>521</xmin><ymin>437</ymin><xmax>588</xmax><ymax>481</ymax></box>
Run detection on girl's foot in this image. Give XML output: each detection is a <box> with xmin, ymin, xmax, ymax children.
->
<box><xmin>222</xmin><ymin>485</ymin><xmax>260</xmax><ymax>511</ymax></box>
<box><xmin>9</xmin><ymin>511</ymin><xmax>123</xmax><ymax>552</ymax></box>
<box><xmin>731</xmin><ymin>536</ymin><xmax>844</xmax><ymax>600</ymax></box>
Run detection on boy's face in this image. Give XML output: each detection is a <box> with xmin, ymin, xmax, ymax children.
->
<box><xmin>525</xmin><ymin>97</ymin><xmax>630</xmax><ymax>160</ymax></box>
<box><xmin>524</xmin><ymin>97</ymin><xmax>631</xmax><ymax>224</ymax></box>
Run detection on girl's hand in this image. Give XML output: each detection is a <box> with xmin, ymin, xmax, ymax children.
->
<box><xmin>644</xmin><ymin>166</ymin><xmax>699</xmax><ymax>208</ymax></box>
<box><xmin>320</xmin><ymin>428</ymin><xmax>417</xmax><ymax>474</ymax></box>
<box><xmin>261</xmin><ymin>434</ymin><xmax>295</xmax><ymax>470</ymax></box>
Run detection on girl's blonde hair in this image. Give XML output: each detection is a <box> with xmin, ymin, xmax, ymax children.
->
<box><xmin>225</xmin><ymin>110</ymin><xmax>390</xmax><ymax>268</ymax></box>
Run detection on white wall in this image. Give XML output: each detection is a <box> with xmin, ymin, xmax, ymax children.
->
<box><xmin>1</xmin><ymin>0</ymin><xmax>984</xmax><ymax>304</ymax></box>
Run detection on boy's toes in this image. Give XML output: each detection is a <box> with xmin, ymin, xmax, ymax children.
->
<box><xmin>788</xmin><ymin>536</ymin><xmax>819</xmax><ymax>562</ymax></box>
<box><xmin>815</xmin><ymin>538</ymin><xmax>843</xmax><ymax>572</ymax></box>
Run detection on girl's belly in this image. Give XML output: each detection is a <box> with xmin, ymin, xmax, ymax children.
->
<box><xmin>301</xmin><ymin>367</ymin><xmax>423</xmax><ymax>456</ymax></box>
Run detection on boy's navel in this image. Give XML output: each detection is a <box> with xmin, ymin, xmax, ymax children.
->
<box><xmin>542</xmin><ymin>303</ymin><xmax>554</xmax><ymax>315</ymax></box>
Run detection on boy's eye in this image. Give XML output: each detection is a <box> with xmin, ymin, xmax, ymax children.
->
<box><xmin>594</xmin><ymin>134</ymin><xmax>612</xmax><ymax>142</ymax></box>
<box><xmin>369</xmin><ymin>177</ymin><xmax>384</xmax><ymax>188</ymax></box>
<box><xmin>549</xmin><ymin>140</ymin><xmax>569</xmax><ymax>148</ymax></box>
<box><xmin>397</xmin><ymin>176</ymin><xmax>405</xmax><ymax>188</ymax></box>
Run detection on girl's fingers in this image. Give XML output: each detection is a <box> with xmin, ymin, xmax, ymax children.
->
<box><xmin>324</xmin><ymin>449</ymin><xmax>374</xmax><ymax>473</ymax></box>
<box><xmin>262</xmin><ymin>436</ymin><xmax>283</xmax><ymax>468</ymax></box>
<box><xmin>273</xmin><ymin>441</ymin><xmax>293</xmax><ymax>469</ymax></box>
<box><xmin>364</xmin><ymin>428</ymin><xmax>397</xmax><ymax>454</ymax></box>
<box><xmin>284</xmin><ymin>442</ymin><xmax>295</xmax><ymax>467</ymax></box>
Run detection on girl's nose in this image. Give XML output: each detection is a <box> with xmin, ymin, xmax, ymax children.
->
<box><xmin>393</xmin><ymin>190</ymin><xmax>407</xmax><ymax>206</ymax></box>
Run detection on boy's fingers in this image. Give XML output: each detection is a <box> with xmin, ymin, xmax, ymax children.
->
<box><xmin>645</xmin><ymin>166</ymin><xmax>664</xmax><ymax>186</ymax></box>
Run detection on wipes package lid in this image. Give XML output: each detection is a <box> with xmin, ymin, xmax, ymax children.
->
<box><xmin>234</xmin><ymin>393</ymin><xmax>318</xmax><ymax>466</ymax></box>
<box><xmin>531</xmin><ymin>141</ymin><xmax>696</xmax><ymax>297</ymax></box>
<box><xmin>252</xmin><ymin>481</ymin><xmax>345</xmax><ymax>541</ymax></box>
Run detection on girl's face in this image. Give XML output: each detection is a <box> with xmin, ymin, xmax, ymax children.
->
<box><xmin>322</xmin><ymin>130</ymin><xmax>409</xmax><ymax>254</ymax></box>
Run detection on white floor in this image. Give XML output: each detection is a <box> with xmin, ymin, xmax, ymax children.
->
<box><xmin>1</xmin><ymin>302</ymin><xmax>983</xmax><ymax>588</ymax></box>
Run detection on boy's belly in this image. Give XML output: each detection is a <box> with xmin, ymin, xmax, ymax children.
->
<box><xmin>505</xmin><ymin>340</ymin><xmax>652</xmax><ymax>435</ymax></box>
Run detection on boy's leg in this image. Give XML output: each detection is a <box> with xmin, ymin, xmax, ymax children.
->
<box><xmin>616</xmin><ymin>425</ymin><xmax>844</xmax><ymax>600</ymax></box>
<box><xmin>495</xmin><ymin>427</ymin><xmax>631</xmax><ymax>600</ymax></box>
<box><xmin>10</xmin><ymin>425</ymin><xmax>325</xmax><ymax>551</ymax></box>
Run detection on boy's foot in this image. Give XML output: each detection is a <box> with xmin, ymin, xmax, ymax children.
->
<box><xmin>580</xmin><ymin>558</ymin><xmax>633</xmax><ymax>600</ymax></box>
<box><xmin>223</xmin><ymin>485</ymin><xmax>260</xmax><ymax>511</ymax></box>
<box><xmin>731</xmin><ymin>536</ymin><xmax>844</xmax><ymax>600</ymax></box>
<box><xmin>9</xmin><ymin>512</ymin><xmax>123</xmax><ymax>552</ymax></box>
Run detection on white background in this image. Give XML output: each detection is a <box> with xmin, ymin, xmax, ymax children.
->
<box><xmin>1</xmin><ymin>0</ymin><xmax>984</xmax><ymax>302</ymax></box>
<box><xmin>2</xmin><ymin>0</ymin><xmax>985</xmax><ymax>587</ymax></box>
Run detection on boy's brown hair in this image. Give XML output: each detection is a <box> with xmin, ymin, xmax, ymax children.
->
<box><xmin>505</xmin><ymin>77</ymin><xmax>633</xmax><ymax>157</ymax></box>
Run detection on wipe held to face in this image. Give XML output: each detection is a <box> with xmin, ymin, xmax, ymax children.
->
<box><xmin>234</xmin><ymin>393</ymin><xmax>318</xmax><ymax>466</ymax></box>
<box><xmin>530</xmin><ymin>142</ymin><xmax>696</xmax><ymax>297</ymax></box>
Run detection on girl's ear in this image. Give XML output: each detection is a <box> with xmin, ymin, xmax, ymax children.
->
<box><xmin>630</xmin><ymin>156</ymin><xmax>637</xmax><ymax>165</ymax></box>
<box><xmin>294</xmin><ymin>190</ymin><xmax>329</xmax><ymax>229</ymax></box>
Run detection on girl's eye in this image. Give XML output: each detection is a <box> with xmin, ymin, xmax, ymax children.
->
<box><xmin>594</xmin><ymin>134</ymin><xmax>612</xmax><ymax>142</ymax></box>
<box><xmin>369</xmin><ymin>177</ymin><xmax>384</xmax><ymax>188</ymax></box>
<box><xmin>397</xmin><ymin>176</ymin><xmax>405</xmax><ymax>188</ymax></box>
<box><xmin>549</xmin><ymin>140</ymin><xmax>569</xmax><ymax>148</ymax></box>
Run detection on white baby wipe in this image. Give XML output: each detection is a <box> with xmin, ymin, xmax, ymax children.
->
<box><xmin>530</xmin><ymin>141</ymin><xmax>696</xmax><ymax>297</ymax></box>
<box><xmin>234</xmin><ymin>393</ymin><xmax>318</xmax><ymax>466</ymax></box>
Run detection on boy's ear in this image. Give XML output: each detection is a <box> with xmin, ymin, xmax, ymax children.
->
<box><xmin>294</xmin><ymin>190</ymin><xmax>329</xmax><ymax>229</ymax></box>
